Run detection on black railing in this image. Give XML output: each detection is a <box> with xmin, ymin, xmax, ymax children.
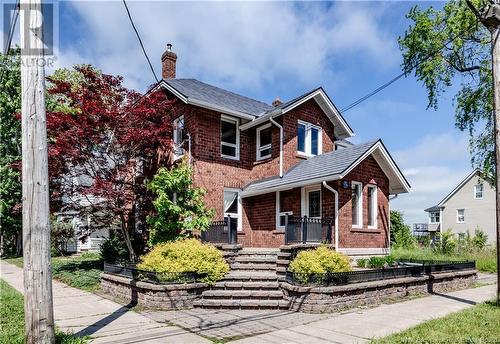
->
<box><xmin>285</xmin><ymin>215</ymin><xmax>333</xmax><ymax>245</ymax></box>
<box><xmin>201</xmin><ymin>216</ymin><xmax>238</xmax><ymax>245</ymax></box>
<box><xmin>104</xmin><ymin>262</ymin><xmax>206</xmax><ymax>284</ymax></box>
<box><xmin>286</xmin><ymin>260</ymin><xmax>476</xmax><ymax>286</ymax></box>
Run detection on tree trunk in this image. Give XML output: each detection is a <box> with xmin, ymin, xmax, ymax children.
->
<box><xmin>120</xmin><ymin>214</ymin><xmax>137</xmax><ymax>262</ymax></box>
<box><xmin>20</xmin><ymin>0</ymin><xmax>55</xmax><ymax>342</ymax></box>
<box><xmin>491</xmin><ymin>25</ymin><xmax>500</xmax><ymax>306</ymax></box>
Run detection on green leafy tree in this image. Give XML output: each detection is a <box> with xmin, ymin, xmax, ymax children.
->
<box><xmin>399</xmin><ymin>0</ymin><xmax>495</xmax><ymax>175</ymax></box>
<box><xmin>0</xmin><ymin>48</ymin><xmax>22</xmax><ymax>256</ymax></box>
<box><xmin>146</xmin><ymin>161</ymin><xmax>215</xmax><ymax>244</ymax></box>
<box><xmin>390</xmin><ymin>210</ymin><xmax>416</xmax><ymax>249</ymax></box>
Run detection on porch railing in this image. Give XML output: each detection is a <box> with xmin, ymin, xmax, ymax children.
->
<box><xmin>285</xmin><ymin>215</ymin><xmax>333</xmax><ymax>245</ymax></box>
<box><xmin>201</xmin><ymin>216</ymin><xmax>238</xmax><ymax>245</ymax></box>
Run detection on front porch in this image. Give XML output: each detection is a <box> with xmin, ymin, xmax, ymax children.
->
<box><xmin>201</xmin><ymin>214</ymin><xmax>335</xmax><ymax>247</ymax></box>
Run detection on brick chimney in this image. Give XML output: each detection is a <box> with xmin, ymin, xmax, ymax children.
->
<box><xmin>161</xmin><ymin>43</ymin><xmax>177</xmax><ymax>79</ymax></box>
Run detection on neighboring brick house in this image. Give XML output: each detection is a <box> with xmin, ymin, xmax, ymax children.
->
<box><xmin>425</xmin><ymin>169</ymin><xmax>496</xmax><ymax>244</ymax></box>
<box><xmin>159</xmin><ymin>45</ymin><xmax>411</xmax><ymax>256</ymax></box>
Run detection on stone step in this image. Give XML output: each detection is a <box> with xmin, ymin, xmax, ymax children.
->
<box><xmin>230</xmin><ymin>263</ymin><xmax>276</xmax><ymax>271</ymax></box>
<box><xmin>193</xmin><ymin>299</ymin><xmax>289</xmax><ymax>310</ymax></box>
<box><xmin>223</xmin><ymin>271</ymin><xmax>278</xmax><ymax>281</ymax></box>
<box><xmin>234</xmin><ymin>256</ymin><xmax>277</xmax><ymax>264</ymax></box>
<box><xmin>211</xmin><ymin>281</ymin><xmax>280</xmax><ymax>290</ymax></box>
<box><xmin>201</xmin><ymin>290</ymin><xmax>284</xmax><ymax>299</ymax></box>
<box><xmin>238</xmin><ymin>249</ymin><xmax>279</xmax><ymax>257</ymax></box>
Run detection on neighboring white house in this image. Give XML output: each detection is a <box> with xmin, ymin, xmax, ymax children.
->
<box><xmin>424</xmin><ymin>169</ymin><xmax>496</xmax><ymax>244</ymax></box>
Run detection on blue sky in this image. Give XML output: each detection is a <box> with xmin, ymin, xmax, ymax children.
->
<box><xmin>4</xmin><ymin>1</ymin><xmax>474</xmax><ymax>224</ymax></box>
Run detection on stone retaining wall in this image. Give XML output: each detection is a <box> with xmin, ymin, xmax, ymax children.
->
<box><xmin>280</xmin><ymin>270</ymin><xmax>477</xmax><ymax>313</ymax></box>
<box><xmin>100</xmin><ymin>273</ymin><xmax>208</xmax><ymax>310</ymax></box>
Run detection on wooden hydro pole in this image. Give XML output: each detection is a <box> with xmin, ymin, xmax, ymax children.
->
<box><xmin>20</xmin><ymin>0</ymin><xmax>56</xmax><ymax>342</ymax></box>
<box><xmin>466</xmin><ymin>0</ymin><xmax>500</xmax><ymax>305</ymax></box>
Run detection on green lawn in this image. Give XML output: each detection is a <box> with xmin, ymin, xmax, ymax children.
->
<box><xmin>5</xmin><ymin>252</ymin><xmax>103</xmax><ymax>292</ymax></box>
<box><xmin>391</xmin><ymin>247</ymin><xmax>497</xmax><ymax>273</ymax></box>
<box><xmin>372</xmin><ymin>300</ymin><xmax>500</xmax><ymax>343</ymax></box>
<box><xmin>0</xmin><ymin>279</ymin><xmax>87</xmax><ymax>344</ymax></box>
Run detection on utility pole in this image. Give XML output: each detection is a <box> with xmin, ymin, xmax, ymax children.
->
<box><xmin>20</xmin><ymin>0</ymin><xmax>55</xmax><ymax>342</ymax></box>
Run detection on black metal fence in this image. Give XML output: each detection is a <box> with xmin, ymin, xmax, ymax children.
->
<box><xmin>104</xmin><ymin>262</ymin><xmax>206</xmax><ymax>284</ymax></box>
<box><xmin>285</xmin><ymin>215</ymin><xmax>333</xmax><ymax>245</ymax></box>
<box><xmin>201</xmin><ymin>216</ymin><xmax>238</xmax><ymax>245</ymax></box>
<box><xmin>286</xmin><ymin>260</ymin><xmax>475</xmax><ymax>286</ymax></box>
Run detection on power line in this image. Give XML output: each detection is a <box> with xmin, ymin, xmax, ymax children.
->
<box><xmin>122</xmin><ymin>0</ymin><xmax>159</xmax><ymax>83</ymax></box>
<box><xmin>340</xmin><ymin>23</ymin><xmax>479</xmax><ymax>113</ymax></box>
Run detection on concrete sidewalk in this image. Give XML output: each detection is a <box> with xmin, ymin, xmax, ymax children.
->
<box><xmin>229</xmin><ymin>284</ymin><xmax>496</xmax><ymax>344</ymax></box>
<box><xmin>0</xmin><ymin>261</ymin><xmax>210</xmax><ymax>344</ymax></box>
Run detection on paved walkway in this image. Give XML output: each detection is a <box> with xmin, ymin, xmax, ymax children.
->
<box><xmin>228</xmin><ymin>284</ymin><xmax>496</xmax><ymax>344</ymax></box>
<box><xmin>0</xmin><ymin>261</ymin><xmax>210</xmax><ymax>344</ymax></box>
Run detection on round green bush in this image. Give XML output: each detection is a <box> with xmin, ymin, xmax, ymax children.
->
<box><xmin>289</xmin><ymin>246</ymin><xmax>352</xmax><ymax>275</ymax></box>
<box><xmin>137</xmin><ymin>239</ymin><xmax>229</xmax><ymax>284</ymax></box>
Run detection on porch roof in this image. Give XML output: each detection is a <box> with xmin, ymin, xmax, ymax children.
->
<box><xmin>241</xmin><ymin>140</ymin><xmax>411</xmax><ymax>197</ymax></box>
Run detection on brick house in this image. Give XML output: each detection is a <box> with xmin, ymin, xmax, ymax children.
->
<box><xmin>159</xmin><ymin>45</ymin><xmax>411</xmax><ymax>256</ymax></box>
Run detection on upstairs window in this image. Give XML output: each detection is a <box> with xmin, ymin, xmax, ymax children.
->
<box><xmin>457</xmin><ymin>209</ymin><xmax>465</xmax><ymax>223</ymax></box>
<box><xmin>474</xmin><ymin>184</ymin><xmax>483</xmax><ymax>199</ymax></box>
<box><xmin>351</xmin><ymin>182</ymin><xmax>362</xmax><ymax>227</ymax></box>
<box><xmin>221</xmin><ymin>115</ymin><xmax>239</xmax><ymax>159</ymax></box>
<box><xmin>297</xmin><ymin>120</ymin><xmax>322</xmax><ymax>156</ymax></box>
<box><xmin>430</xmin><ymin>212</ymin><xmax>440</xmax><ymax>224</ymax></box>
<box><xmin>173</xmin><ymin>116</ymin><xmax>185</xmax><ymax>145</ymax></box>
<box><xmin>367</xmin><ymin>185</ymin><xmax>377</xmax><ymax>228</ymax></box>
<box><xmin>256</xmin><ymin>124</ymin><xmax>272</xmax><ymax>160</ymax></box>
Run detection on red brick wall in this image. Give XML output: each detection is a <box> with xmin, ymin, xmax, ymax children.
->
<box><xmin>336</xmin><ymin>156</ymin><xmax>390</xmax><ymax>249</ymax></box>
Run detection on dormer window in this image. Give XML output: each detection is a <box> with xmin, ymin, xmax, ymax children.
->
<box><xmin>256</xmin><ymin>123</ymin><xmax>272</xmax><ymax>160</ymax></box>
<box><xmin>221</xmin><ymin>115</ymin><xmax>239</xmax><ymax>160</ymax></box>
<box><xmin>297</xmin><ymin>120</ymin><xmax>322</xmax><ymax>156</ymax></box>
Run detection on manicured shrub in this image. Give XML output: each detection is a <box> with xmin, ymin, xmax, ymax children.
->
<box><xmin>289</xmin><ymin>247</ymin><xmax>352</xmax><ymax>276</ymax></box>
<box><xmin>137</xmin><ymin>239</ymin><xmax>229</xmax><ymax>284</ymax></box>
<box><xmin>100</xmin><ymin>233</ymin><xmax>130</xmax><ymax>263</ymax></box>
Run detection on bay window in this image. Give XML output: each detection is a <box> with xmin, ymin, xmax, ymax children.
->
<box><xmin>430</xmin><ymin>211</ymin><xmax>440</xmax><ymax>224</ymax></box>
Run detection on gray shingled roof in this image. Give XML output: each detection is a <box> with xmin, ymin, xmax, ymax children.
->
<box><xmin>243</xmin><ymin>140</ymin><xmax>379</xmax><ymax>194</ymax></box>
<box><xmin>164</xmin><ymin>79</ymin><xmax>273</xmax><ymax>117</ymax></box>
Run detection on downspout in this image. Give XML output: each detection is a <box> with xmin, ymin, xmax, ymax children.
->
<box><xmin>269</xmin><ymin>117</ymin><xmax>283</xmax><ymax>178</ymax></box>
<box><xmin>322</xmin><ymin>181</ymin><xmax>339</xmax><ymax>252</ymax></box>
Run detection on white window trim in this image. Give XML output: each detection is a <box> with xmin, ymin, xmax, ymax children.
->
<box><xmin>256</xmin><ymin>123</ymin><xmax>272</xmax><ymax>161</ymax></box>
<box><xmin>224</xmin><ymin>188</ymin><xmax>242</xmax><ymax>231</ymax></box>
<box><xmin>429</xmin><ymin>211</ymin><xmax>440</xmax><ymax>224</ymax></box>
<box><xmin>474</xmin><ymin>184</ymin><xmax>484</xmax><ymax>200</ymax></box>
<box><xmin>173</xmin><ymin>115</ymin><xmax>184</xmax><ymax>145</ymax></box>
<box><xmin>351</xmin><ymin>181</ymin><xmax>363</xmax><ymax>228</ymax></box>
<box><xmin>297</xmin><ymin>120</ymin><xmax>323</xmax><ymax>157</ymax></box>
<box><xmin>221</xmin><ymin>114</ymin><xmax>240</xmax><ymax>160</ymax></box>
<box><xmin>456</xmin><ymin>209</ymin><xmax>465</xmax><ymax>224</ymax></box>
<box><xmin>367</xmin><ymin>184</ymin><xmax>378</xmax><ymax>229</ymax></box>
<box><xmin>301</xmin><ymin>185</ymin><xmax>322</xmax><ymax>218</ymax></box>
<box><xmin>276</xmin><ymin>191</ymin><xmax>293</xmax><ymax>230</ymax></box>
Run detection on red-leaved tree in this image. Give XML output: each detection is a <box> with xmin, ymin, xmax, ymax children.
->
<box><xmin>46</xmin><ymin>66</ymin><xmax>177</xmax><ymax>261</ymax></box>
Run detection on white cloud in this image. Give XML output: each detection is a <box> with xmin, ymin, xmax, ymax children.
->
<box><xmin>391</xmin><ymin>132</ymin><xmax>472</xmax><ymax>224</ymax></box>
<box><xmin>50</xmin><ymin>1</ymin><xmax>399</xmax><ymax>93</ymax></box>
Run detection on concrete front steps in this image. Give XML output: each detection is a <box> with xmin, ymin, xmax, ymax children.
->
<box><xmin>194</xmin><ymin>248</ymin><xmax>288</xmax><ymax>309</ymax></box>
